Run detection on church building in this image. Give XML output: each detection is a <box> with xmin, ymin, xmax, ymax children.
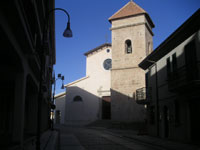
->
<box><xmin>55</xmin><ymin>1</ymin><xmax>154</xmax><ymax>125</ymax></box>
<box><xmin>55</xmin><ymin>43</ymin><xmax>112</xmax><ymax>125</ymax></box>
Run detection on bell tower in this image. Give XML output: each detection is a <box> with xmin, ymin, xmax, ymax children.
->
<box><xmin>109</xmin><ymin>1</ymin><xmax>155</xmax><ymax>122</ymax></box>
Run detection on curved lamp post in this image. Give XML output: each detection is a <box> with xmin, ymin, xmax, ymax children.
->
<box><xmin>49</xmin><ymin>8</ymin><xmax>73</xmax><ymax>37</ymax></box>
<box><xmin>51</xmin><ymin>73</ymin><xmax>65</xmax><ymax>126</ymax></box>
<box><xmin>36</xmin><ymin>8</ymin><xmax>72</xmax><ymax>150</ymax></box>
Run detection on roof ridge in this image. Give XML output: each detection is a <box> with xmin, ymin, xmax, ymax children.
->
<box><xmin>84</xmin><ymin>43</ymin><xmax>111</xmax><ymax>56</ymax></box>
<box><xmin>65</xmin><ymin>76</ymin><xmax>90</xmax><ymax>87</ymax></box>
<box><xmin>109</xmin><ymin>1</ymin><xmax>147</xmax><ymax>21</ymax></box>
<box><xmin>55</xmin><ymin>92</ymin><xmax>66</xmax><ymax>98</ymax></box>
<box><xmin>109</xmin><ymin>1</ymin><xmax>132</xmax><ymax>20</ymax></box>
<box><xmin>130</xmin><ymin>1</ymin><xmax>146</xmax><ymax>13</ymax></box>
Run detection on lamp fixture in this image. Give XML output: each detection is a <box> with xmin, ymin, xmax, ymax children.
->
<box><xmin>48</xmin><ymin>8</ymin><xmax>73</xmax><ymax>38</ymax></box>
<box><xmin>63</xmin><ymin>22</ymin><xmax>73</xmax><ymax>37</ymax></box>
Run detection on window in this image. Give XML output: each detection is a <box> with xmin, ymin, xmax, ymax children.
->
<box><xmin>125</xmin><ymin>40</ymin><xmax>132</xmax><ymax>54</ymax></box>
<box><xmin>172</xmin><ymin>53</ymin><xmax>177</xmax><ymax>72</ymax></box>
<box><xmin>166</xmin><ymin>57</ymin><xmax>171</xmax><ymax>79</ymax></box>
<box><xmin>103</xmin><ymin>59</ymin><xmax>112</xmax><ymax>70</ymax></box>
<box><xmin>73</xmin><ymin>96</ymin><xmax>82</xmax><ymax>102</ymax></box>
<box><xmin>107</xmin><ymin>49</ymin><xmax>110</xmax><ymax>53</ymax></box>
<box><xmin>185</xmin><ymin>40</ymin><xmax>198</xmax><ymax>80</ymax></box>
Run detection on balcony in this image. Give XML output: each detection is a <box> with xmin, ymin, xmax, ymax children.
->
<box><xmin>136</xmin><ymin>87</ymin><xmax>151</xmax><ymax>104</ymax></box>
<box><xmin>168</xmin><ymin>65</ymin><xmax>200</xmax><ymax>92</ymax></box>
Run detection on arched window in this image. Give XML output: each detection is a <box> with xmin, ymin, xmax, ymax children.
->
<box><xmin>125</xmin><ymin>40</ymin><xmax>132</xmax><ymax>54</ymax></box>
<box><xmin>73</xmin><ymin>96</ymin><xmax>82</xmax><ymax>102</ymax></box>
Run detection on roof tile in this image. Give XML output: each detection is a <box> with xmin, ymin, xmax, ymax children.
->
<box><xmin>109</xmin><ymin>1</ymin><xmax>146</xmax><ymax>21</ymax></box>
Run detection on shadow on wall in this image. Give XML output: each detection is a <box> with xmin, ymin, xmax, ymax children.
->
<box><xmin>55</xmin><ymin>86</ymin><xmax>111</xmax><ymax>126</ymax></box>
<box><xmin>0</xmin><ymin>27</ymin><xmax>25</xmax><ymax>147</ymax></box>
<box><xmin>56</xmin><ymin>85</ymin><xmax>149</xmax><ymax>131</ymax></box>
<box><xmin>145</xmin><ymin>32</ymin><xmax>200</xmax><ymax>141</ymax></box>
<box><xmin>111</xmin><ymin>88</ymin><xmax>147</xmax><ymax>123</ymax></box>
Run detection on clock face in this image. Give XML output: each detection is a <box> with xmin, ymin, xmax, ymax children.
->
<box><xmin>103</xmin><ymin>59</ymin><xmax>112</xmax><ymax>70</ymax></box>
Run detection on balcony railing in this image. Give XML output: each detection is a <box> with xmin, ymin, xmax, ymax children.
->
<box><xmin>168</xmin><ymin>65</ymin><xmax>200</xmax><ymax>92</ymax></box>
<box><xmin>136</xmin><ymin>87</ymin><xmax>151</xmax><ymax>104</ymax></box>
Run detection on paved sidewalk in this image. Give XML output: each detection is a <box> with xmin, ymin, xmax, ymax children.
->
<box><xmin>86</xmin><ymin>120</ymin><xmax>200</xmax><ymax>150</ymax></box>
<box><xmin>60</xmin><ymin>134</ymin><xmax>85</xmax><ymax>150</ymax></box>
<box><xmin>55</xmin><ymin>124</ymin><xmax>85</xmax><ymax>150</ymax></box>
<box><xmin>40</xmin><ymin>129</ymin><xmax>59</xmax><ymax>150</ymax></box>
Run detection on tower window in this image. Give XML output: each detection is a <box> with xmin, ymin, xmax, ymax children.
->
<box><xmin>125</xmin><ymin>40</ymin><xmax>132</xmax><ymax>54</ymax></box>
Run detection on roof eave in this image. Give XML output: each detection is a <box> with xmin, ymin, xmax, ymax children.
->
<box><xmin>84</xmin><ymin>43</ymin><xmax>111</xmax><ymax>56</ymax></box>
<box><xmin>139</xmin><ymin>9</ymin><xmax>200</xmax><ymax>70</ymax></box>
<box><xmin>109</xmin><ymin>13</ymin><xmax>155</xmax><ymax>28</ymax></box>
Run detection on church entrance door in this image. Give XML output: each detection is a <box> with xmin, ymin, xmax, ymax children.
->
<box><xmin>102</xmin><ymin>96</ymin><xmax>111</xmax><ymax>120</ymax></box>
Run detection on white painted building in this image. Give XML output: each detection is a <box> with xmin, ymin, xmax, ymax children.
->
<box><xmin>55</xmin><ymin>43</ymin><xmax>112</xmax><ymax>125</ymax></box>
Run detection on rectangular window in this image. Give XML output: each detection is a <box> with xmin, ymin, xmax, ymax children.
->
<box><xmin>172</xmin><ymin>53</ymin><xmax>177</xmax><ymax>72</ymax></box>
<box><xmin>166</xmin><ymin>57</ymin><xmax>171</xmax><ymax>79</ymax></box>
<box><xmin>185</xmin><ymin>40</ymin><xmax>198</xmax><ymax>81</ymax></box>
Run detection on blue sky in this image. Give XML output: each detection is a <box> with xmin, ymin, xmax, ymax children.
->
<box><xmin>54</xmin><ymin>0</ymin><xmax>199</xmax><ymax>94</ymax></box>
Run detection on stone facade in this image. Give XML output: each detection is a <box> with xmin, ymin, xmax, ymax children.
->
<box><xmin>110</xmin><ymin>1</ymin><xmax>154</xmax><ymax>122</ymax></box>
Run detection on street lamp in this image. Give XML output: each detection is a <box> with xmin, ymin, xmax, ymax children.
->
<box><xmin>36</xmin><ymin>8</ymin><xmax>72</xmax><ymax>150</ymax></box>
<box><xmin>49</xmin><ymin>8</ymin><xmax>73</xmax><ymax>37</ymax></box>
<box><xmin>51</xmin><ymin>73</ymin><xmax>65</xmax><ymax>129</ymax></box>
<box><xmin>52</xmin><ymin>73</ymin><xmax>65</xmax><ymax>106</ymax></box>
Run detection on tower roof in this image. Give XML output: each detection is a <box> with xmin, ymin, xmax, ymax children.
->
<box><xmin>109</xmin><ymin>1</ymin><xmax>154</xmax><ymax>28</ymax></box>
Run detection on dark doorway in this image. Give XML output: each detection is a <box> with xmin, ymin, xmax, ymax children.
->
<box><xmin>190</xmin><ymin>100</ymin><xmax>200</xmax><ymax>142</ymax></box>
<box><xmin>102</xmin><ymin>96</ymin><xmax>111</xmax><ymax>120</ymax></box>
<box><xmin>55</xmin><ymin>110</ymin><xmax>61</xmax><ymax>124</ymax></box>
<box><xmin>163</xmin><ymin>106</ymin><xmax>169</xmax><ymax>138</ymax></box>
<box><xmin>0</xmin><ymin>80</ymin><xmax>15</xmax><ymax>146</ymax></box>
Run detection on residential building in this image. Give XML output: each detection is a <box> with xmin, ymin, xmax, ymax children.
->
<box><xmin>138</xmin><ymin>9</ymin><xmax>200</xmax><ymax>143</ymax></box>
<box><xmin>0</xmin><ymin>0</ymin><xmax>55</xmax><ymax>149</ymax></box>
